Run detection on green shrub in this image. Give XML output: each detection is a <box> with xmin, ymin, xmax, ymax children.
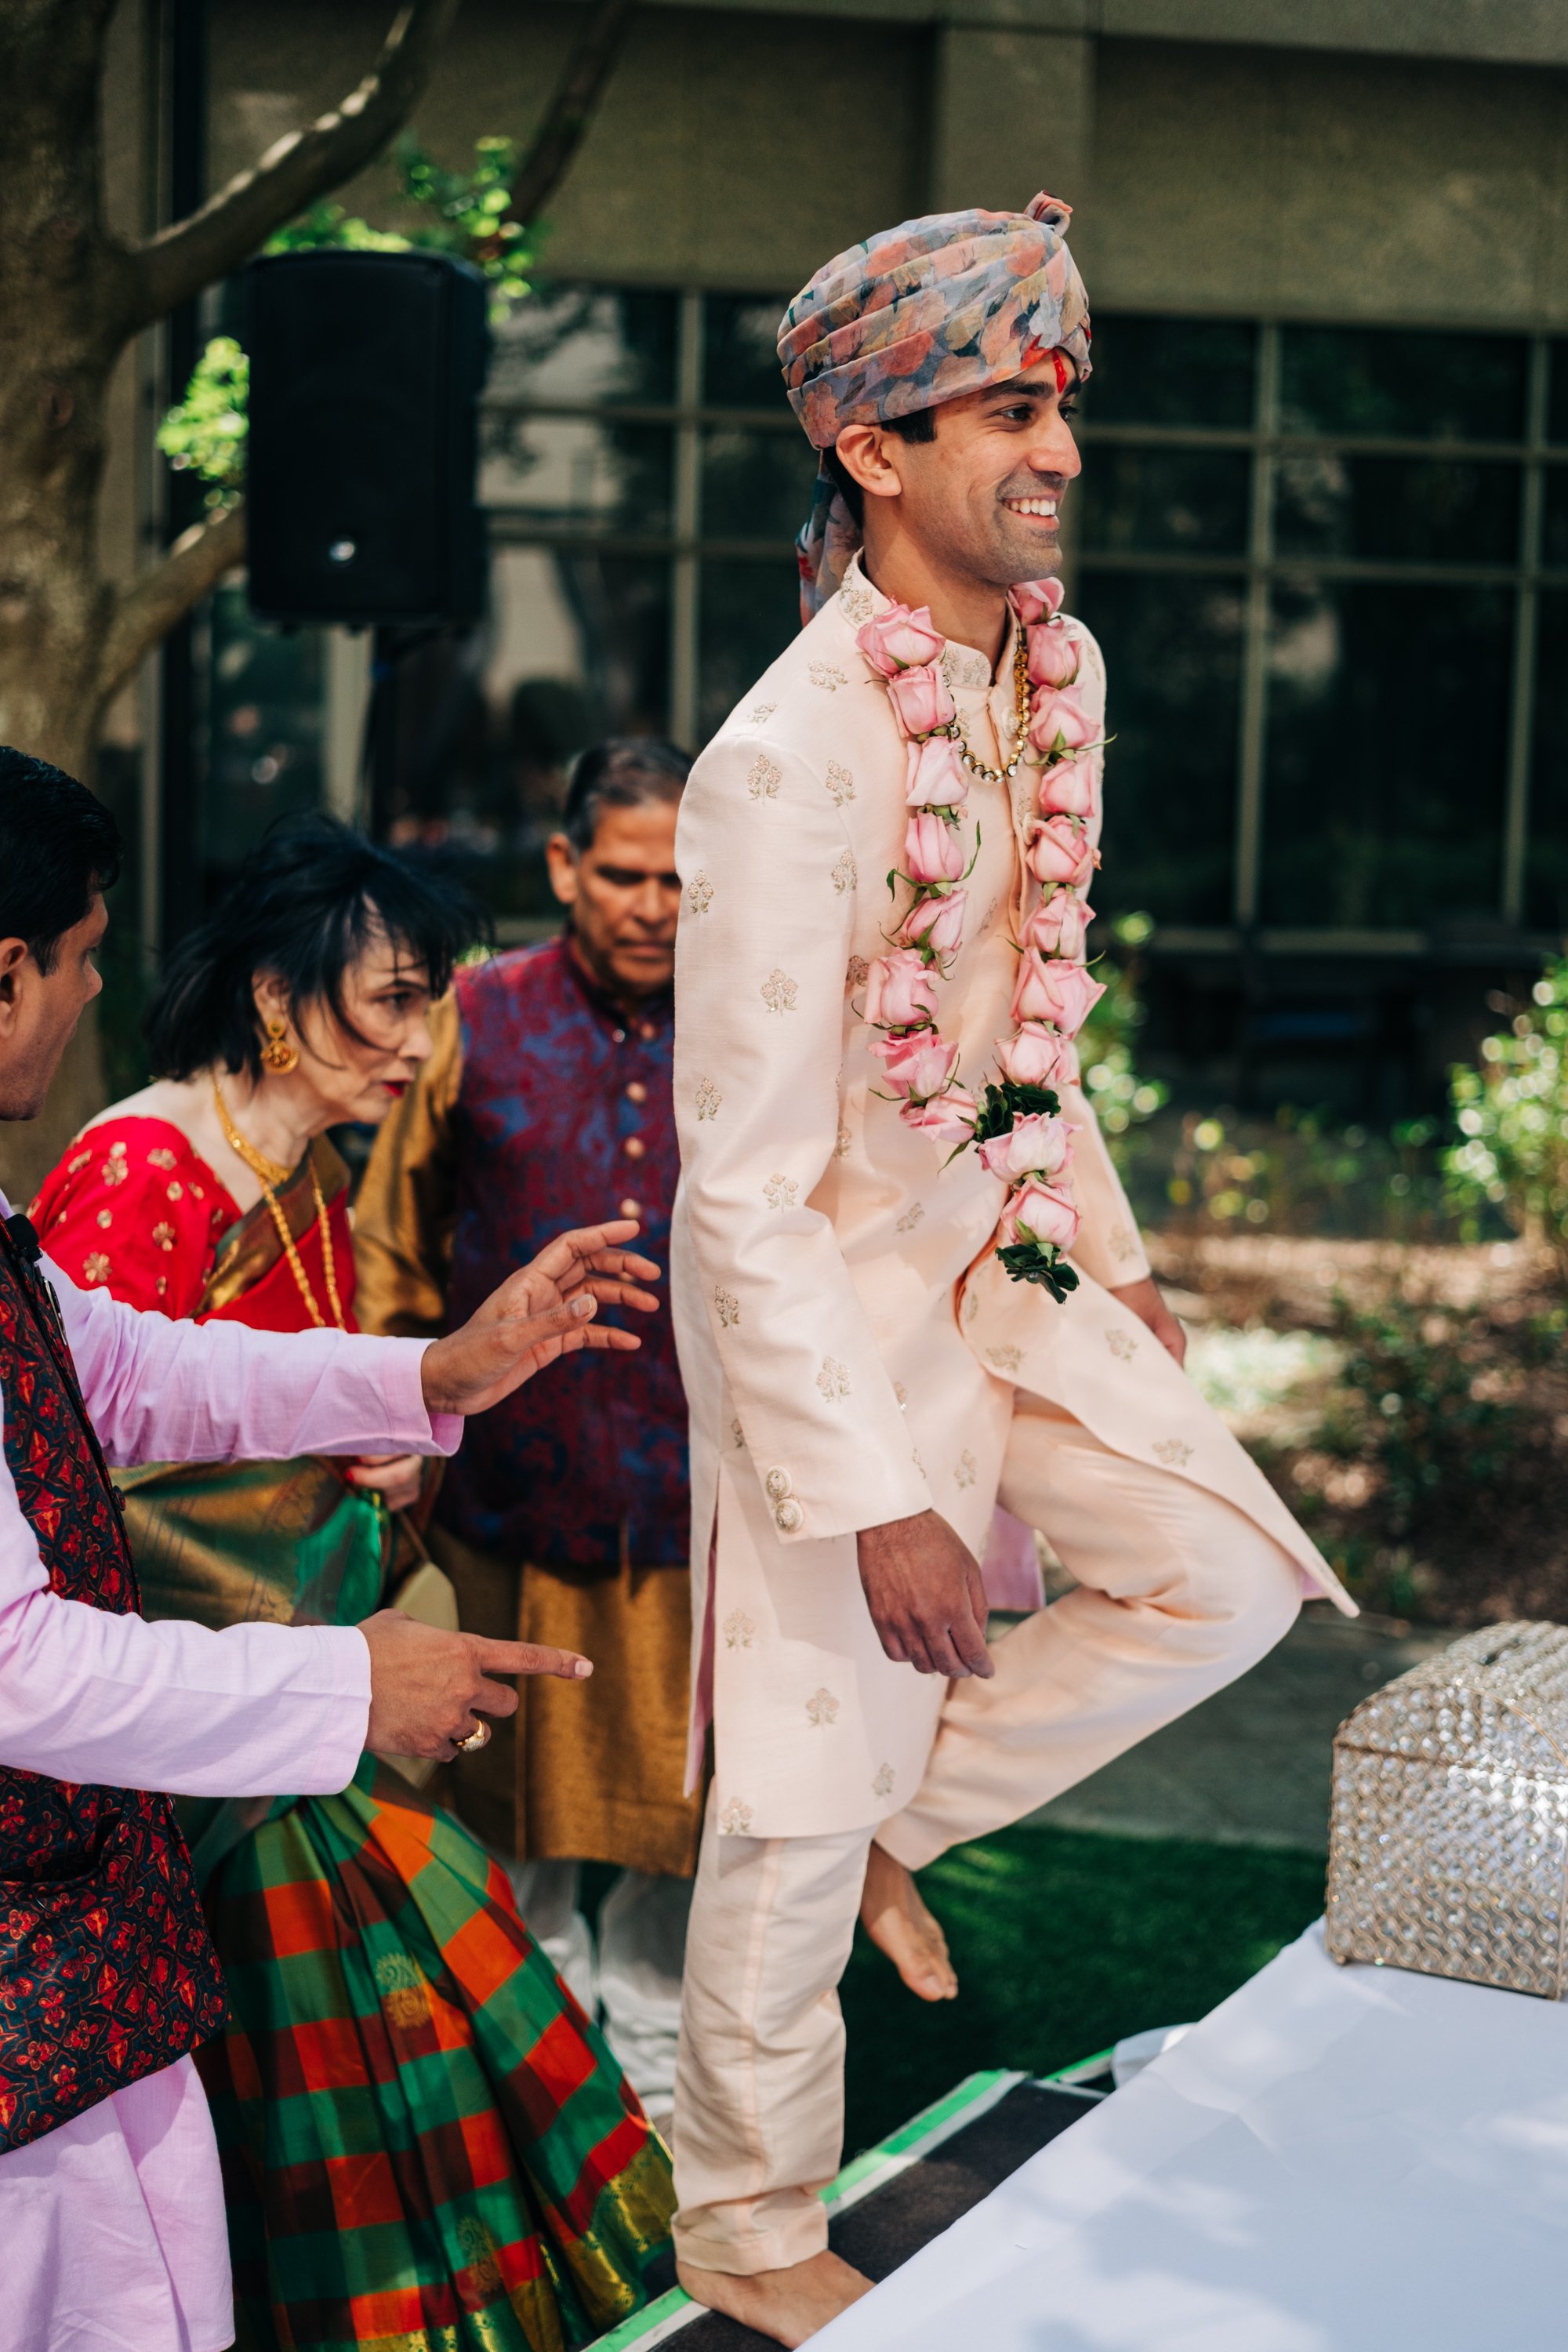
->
<box><xmin>1327</xmin><ymin>1292</ymin><xmax>1519</xmax><ymax>1537</ymax></box>
<box><xmin>1079</xmin><ymin>912</ymin><xmax>1168</xmax><ymax>1147</ymax></box>
<box><xmin>1446</xmin><ymin>957</ymin><xmax>1568</xmax><ymax>1279</ymax></box>
<box><xmin>155</xmin><ymin>337</ymin><xmax>249</xmax><ymax>508</ymax></box>
<box><xmin>1154</xmin><ymin>1107</ymin><xmax>1446</xmax><ymax>1240</ymax></box>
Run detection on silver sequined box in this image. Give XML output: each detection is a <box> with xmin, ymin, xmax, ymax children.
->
<box><xmin>1326</xmin><ymin>1621</ymin><xmax>1568</xmax><ymax>1998</ymax></box>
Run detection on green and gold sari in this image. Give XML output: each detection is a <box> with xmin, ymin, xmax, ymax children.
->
<box><xmin>104</xmin><ymin>1143</ymin><xmax>674</xmax><ymax>2352</ymax></box>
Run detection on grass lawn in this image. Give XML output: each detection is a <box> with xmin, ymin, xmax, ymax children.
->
<box><xmin>840</xmin><ymin>1824</ymin><xmax>1327</xmax><ymax>2154</ymax></box>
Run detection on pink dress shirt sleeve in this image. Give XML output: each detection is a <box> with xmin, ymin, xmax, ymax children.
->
<box><xmin>0</xmin><ymin>1203</ymin><xmax>463</xmax><ymax>1795</ymax></box>
<box><xmin>48</xmin><ymin>1243</ymin><xmax>463</xmax><ymax>1465</ymax></box>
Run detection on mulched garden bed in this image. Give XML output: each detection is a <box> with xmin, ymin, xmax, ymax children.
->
<box><xmin>1145</xmin><ymin>1229</ymin><xmax>1568</xmax><ymax>1627</ymax></box>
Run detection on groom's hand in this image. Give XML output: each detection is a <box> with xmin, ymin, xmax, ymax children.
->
<box><xmin>857</xmin><ymin>1511</ymin><xmax>994</xmax><ymax>1679</ymax></box>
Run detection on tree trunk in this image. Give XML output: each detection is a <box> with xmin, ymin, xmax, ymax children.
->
<box><xmin>0</xmin><ymin>1</ymin><xmax>126</xmax><ymax>776</ymax></box>
<box><xmin>0</xmin><ymin>3</ymin><xmax>122</xmax><ymax>1204</ymax></box>
<box><xmin>0</xmin><ymin>0</ymin><xmax>634</xmax><ymax>1203</ymax></box>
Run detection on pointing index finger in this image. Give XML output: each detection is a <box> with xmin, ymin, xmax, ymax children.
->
<box><xmin>472</xmin><ymin>1635</ymin><xmax>593</xmax><ymax>1682</ymax></box>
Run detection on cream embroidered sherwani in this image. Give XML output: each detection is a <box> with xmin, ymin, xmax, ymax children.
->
<box><xmin>669</xmin><ymin>555</ymin><xmax>1352</xmax><ymax>2272</ymax></box>
<box><xmin>673</xmin><ymin>557</ymin><xmax>1349</xmax><ymax>1840</ymax></box>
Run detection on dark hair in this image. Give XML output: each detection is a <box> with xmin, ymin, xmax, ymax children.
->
<box><xmin>824</xmin><ymin>408</ymin><xmax>938</xmax><ymax>529</ymax></box>
<box><xmin>144</xmin><ymin>813</ymin><xmax>488</xmax><ymax>1082</ymax></box>
<box><xmin>562</xmin><ymin>738</ymin><xmax>691</xmax><ymax>854</ymax></box>
<box><xmin>0</xmin><ymin>747</ymin><xmax>122</xmax><ymax>973</ymax></box>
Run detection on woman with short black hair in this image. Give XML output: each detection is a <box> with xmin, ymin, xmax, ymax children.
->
<box><xmin>32</xmin><ymin>813</ymin><xmax>675</xmax><ymax>2352</ymax></box>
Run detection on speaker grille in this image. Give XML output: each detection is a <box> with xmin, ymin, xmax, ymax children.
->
<box><xmin>245</xmin><ymin>251</ymin><xmax>489</xmax><ymax>626</ymax></box>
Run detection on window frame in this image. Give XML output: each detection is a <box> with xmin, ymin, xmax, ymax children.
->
<box><xmin>481</xmin><ymin>292</ymin><xmax>1568</xmax><ymax>956</ymax></box>
<box><xmin>1073</xmin><ymin>321</ymin><xmax>1566</xmax><ymax>956</ymax></box>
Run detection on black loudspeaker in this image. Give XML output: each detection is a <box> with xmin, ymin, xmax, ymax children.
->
<box><xmin>245</xmin><ymin>250</ymin><xmax>490</xmax><ymax>626</ymax></box>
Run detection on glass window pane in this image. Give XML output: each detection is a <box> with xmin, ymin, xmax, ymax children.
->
<box><xmin>1273</xmin><ymin>455</ymin><xmax>1520</xmax><ymax>564</ymax></box>
<box><xmin>1260</xmin><ymin>581</ymin><xmax>1512</xmax><ymax>928</ymax></box>
<box><xmin>702</xmin><ymin>426</ymin><xmax>819</xmax><ymax>543</ymax></box>
<box><xmin>402</xmin><ymin>546</ymin><xmax>674</xmax><ymax>920</ymax></box>
<box><xmin>487</xmin><ymin>285</ymin><xmax>677</xmax><ymax>406</ymax></box>
<box><xmin>1541</xmin><ymin>463</ymin><xmax>1568</xmax><ymax>568</ymax></box>
<box><xmin>704</xmin><ymin>293</ymin><xmax>793</xmax><ymax>410</ymax></box>
<box><xmin>480</xmin><ymin>416</ymin><xmax>672</xmax><ymax>532</ymax></box>
<box><xmin>1279</xmin><ymin>326</ymin><xmax>1527</xmax><ymax>442</ymax></box>
<box><xmin>1073</xmin><ymin>573</ymin><xmax>1243</xmax><ymax>924</ymax></box>
<box><xmin>698</xmin><ymin>558</ymin><xmax>799</xmax><ymax>742</ymax></box>
<box><xmin>1078</xmin><ymin>447</ymin><xmax>1250</xmax><ymax>556</ymax></box>
<box><xmin>201</xmin><ymin>583</ymin><xmax>323</xmax><ymax>891</ymax></box>
<box><xmin>1526</xmin><ymin>589</ymin><xmax>1568</xmax><ymax>931</ymax></box>
<box><xmin>1083</xmin><ymin>315</ymin><xmax>1255</xmax><ymax>429</ymax></box>
<box><xmin>1549</xmin><ymin>343</ymin><xmax>1568</xmax><ymax>447</ymax></box>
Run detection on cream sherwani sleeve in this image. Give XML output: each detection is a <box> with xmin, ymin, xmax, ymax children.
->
<box><xmin>1061</xmin><ymin>1081</ymin><xmax>1150</xmax><ymax>1289</ymax></box>
<box><xmin>674</xmin><ymin>732</ymin><xmax>933</xmax><ymax>1545</ymax></box>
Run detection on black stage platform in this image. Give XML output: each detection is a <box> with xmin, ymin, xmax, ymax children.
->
<box><xmin>609</xmin><ymin>2072</ymin><xmax>1103</xmax><ymax>2350</ymax></box>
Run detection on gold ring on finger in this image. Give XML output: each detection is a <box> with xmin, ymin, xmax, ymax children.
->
<box><xmin>455</xmin><ymin>1719</ymin><xmax>492</xmax><ymax>1755</ymax></box>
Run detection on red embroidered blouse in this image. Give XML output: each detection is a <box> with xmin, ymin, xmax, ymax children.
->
<box><xmin>31</xmin><ymin>1116</ymin><xmax>358</xmax><ymax>1332</ymax></box>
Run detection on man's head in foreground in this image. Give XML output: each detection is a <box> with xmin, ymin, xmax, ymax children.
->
<box><xmin>779</xmin><ymin>189</ymin><xmax>1091</xmax><ymax>622</ymax></box>
<box><xmin>546</xmin><ymin>738</ymin><xmax>690</xmax><ymax>1004</ymax></box>
<box><xmin>0</xmin><ymin>748</ymin><xmax>121</xmax><ymax>1122</ymax></box>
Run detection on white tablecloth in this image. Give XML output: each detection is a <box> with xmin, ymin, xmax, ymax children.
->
<box><xmin>817</xmin><ymin>1922</ymin><xmax>1568</xmax><ymax>2350</ymax></box>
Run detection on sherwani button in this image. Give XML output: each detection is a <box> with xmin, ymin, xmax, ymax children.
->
<box><xmin>764</xmin><ymin>1468</ymin><xmax>793</xmax><ymax>1500</ymax></box>
<box><xmin>774</xmin><ymin>1499</ymin><xmax>804</xmax><ymax>1534</ymax></box>
<box><xmin>619</xmin><ymin>1198</ymin><xmax>641</xmax><ymax>1220</ymax></box>
<box><xmin>626</xmin><ymin>1081</ymin><xmax>648</xmax><ymax>1103</ymax></box>
<box><xmin>623</xmin><ymin>1136</ymin><xmax>646</xmax><ymax>1160</ymax></box>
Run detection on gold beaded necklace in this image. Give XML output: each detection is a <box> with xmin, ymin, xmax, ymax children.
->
<box><xmin>211</xmin><ymin>1079</ymin><xmax>346</xmax><ymax>1330</ymax></box>
<box><xmin>949</xmin><ymin>625</ymin><xmax>1032</xmax><ymax>787</ymax></box>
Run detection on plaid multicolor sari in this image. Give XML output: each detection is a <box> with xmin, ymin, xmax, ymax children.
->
<box><xmin>201</xmin><ymin>1758</ymin><xmax>674</xmax><ymax>2352</ymax></box>
<box><xmin>70</xmin><ymin>1147</ymin><xmax>677</xmax><ymax>2350</ymax></box>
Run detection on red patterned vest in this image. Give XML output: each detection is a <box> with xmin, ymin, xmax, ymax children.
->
<box><xmin>0</xmin><ymin>1216</ymin><xmax>224</xmax><ymax>2151</ymax></box>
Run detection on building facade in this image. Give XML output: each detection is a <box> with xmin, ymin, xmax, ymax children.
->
<box><xmin>110</xmin><ymin>0</ymin><xmax>1568</xmax><ymax>1113</ymax></box>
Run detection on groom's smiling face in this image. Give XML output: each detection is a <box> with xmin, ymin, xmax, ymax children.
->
<box><xmin>836</xmin><ymin>358</ymin><xmax>1083</xmax><ymax>594</ymax></box>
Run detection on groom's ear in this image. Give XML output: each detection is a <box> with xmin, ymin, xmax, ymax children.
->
<box><xmin>834</xmin><ymin>423</ymin><xmax>906</xmax><ymax>504</ymax></box>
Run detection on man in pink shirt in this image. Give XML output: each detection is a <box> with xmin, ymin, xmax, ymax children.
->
<box><xmin>0</xmin><ymin>752</ymin><xmax>662</xmax><ymax>2352</ymax></box>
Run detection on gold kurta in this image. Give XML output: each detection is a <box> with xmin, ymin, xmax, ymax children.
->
<box><xmin>354</xmin><ymin>990</ymin><xmax>702</xmax><ymax>1877</ymax></box>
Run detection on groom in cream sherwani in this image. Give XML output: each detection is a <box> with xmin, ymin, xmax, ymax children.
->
<box><xmin>668</xmin><ymin>189</ymin><xmax>1353</xmax><ymax>2345</ymax></box>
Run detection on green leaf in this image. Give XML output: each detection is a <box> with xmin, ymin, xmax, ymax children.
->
<box><xmin>996</xmin><ymin>1240</ymin><xmax>1080</xmax><ymax>1301</ymax></box>
<box><xmin>971</xmin><ymin>1078</ymin><xmax>1062</xmax><ymax>1145</ymax></box>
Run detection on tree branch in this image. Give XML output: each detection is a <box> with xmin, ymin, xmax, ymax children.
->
<box><xmin>122</xmin><ymin>0</ymin><xmax>461</xmax><ymax>331</ymax></box>
<box><xmin>506</xmin><ymin>0</ymin><xmax>635</xmax><ymax>229</ymax></box>
<box><xmin>97</xmin><ymin>503</ymin><xmax>248</xmax><ymax>706</ymax></box>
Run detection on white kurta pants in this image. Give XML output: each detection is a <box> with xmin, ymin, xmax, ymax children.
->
<box><xmin>670</xmin><ymin>1387</ymin><xmax>1304</xmax><ymax>2274</ymax></box>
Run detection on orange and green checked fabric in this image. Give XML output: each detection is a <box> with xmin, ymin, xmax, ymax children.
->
<box><xmin>198</xmin><ymin>1759</ymin><xmax>675</xmax><ymax>2351</ymax></box>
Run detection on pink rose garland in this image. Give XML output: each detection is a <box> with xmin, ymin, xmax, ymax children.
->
<box><xmin>855</xmin><ymin>580</ymin><xmax>1106</xmax><ymax>1297</ymax></box>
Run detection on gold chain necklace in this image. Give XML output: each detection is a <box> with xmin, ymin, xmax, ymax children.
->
<box><xmin>211</xmin><ymin>1079</ymin><xmax>346</xmax><ymax>1330</ymax></box>
<box><xmin>949</xmin><ymin>626</ymin><xmax>1031</xmax><ymax>787</ymax></box>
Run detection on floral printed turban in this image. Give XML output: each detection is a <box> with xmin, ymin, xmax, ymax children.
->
<box><xmin>779</xmin><ymin>191</ymin><xmax>1091</xmax><ymax>619</ymax></box>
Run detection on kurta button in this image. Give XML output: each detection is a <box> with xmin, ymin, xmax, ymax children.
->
<box><xmin>619</xmin><ymin>1198</ymin><xmax>641</xmax><ymax>1219</ymax></box>
<box><xmin>764</xmin><ymin>1467</ymin><xmax>793</xmax><ymax>1501</ymax></box>
<box><xmin>774</xmin><ymin>1499</ymin><xmax>804</xmax><ymax>1534</ymax></box>
<box><xmin>623</xmin><ymin>1135</ymin><xmax>646</xmax><ymax>1160</ymax></box>
<box><xmin>613</xmin><ymin>1028</ymin><xmax>627</xmax><ymax>1043</ymax></box>
<box><xmin>626</xmin><ymin>1080</ymin><xmax>648</xmax><ymax>1103</ymax></box>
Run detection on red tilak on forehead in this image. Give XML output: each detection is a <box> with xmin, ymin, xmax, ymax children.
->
<box><xmin>1051</xmin><ymin>350</ymin><xmax>1069</xmax><ymax>397</ymax></box>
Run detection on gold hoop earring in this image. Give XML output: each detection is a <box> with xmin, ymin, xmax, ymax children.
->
<box><xmin>260</xmin><ymin>1018</ymin><xmax>299</xmax><ymax>1076</ymax></box>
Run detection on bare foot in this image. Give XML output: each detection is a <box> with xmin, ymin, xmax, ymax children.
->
<box><xmin>677</xmin><ymin>2250</ymin><xmax>873</xmax><ymax>2347</ymax></box>
<box><xmin>860</xmin><ymin>1842</ymin><xmax>956</xmax><ymax>2002</ymax></box>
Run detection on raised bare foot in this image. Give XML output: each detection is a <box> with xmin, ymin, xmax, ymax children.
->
<box><xmin>860</xmin><ymin>1842</ymin><xmax>956</xmax><ymax>2002</ymax></box>
<box><xmin>676</xmin><ymin>2250</ymin><xmax>873</xmax><ymax>2346</ymax></box>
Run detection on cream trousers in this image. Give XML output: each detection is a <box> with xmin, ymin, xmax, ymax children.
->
<box><xmin>671</xmin><ymin>1391</ymin><xmax>1305</xmax><ymax>2274</ymax></box>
